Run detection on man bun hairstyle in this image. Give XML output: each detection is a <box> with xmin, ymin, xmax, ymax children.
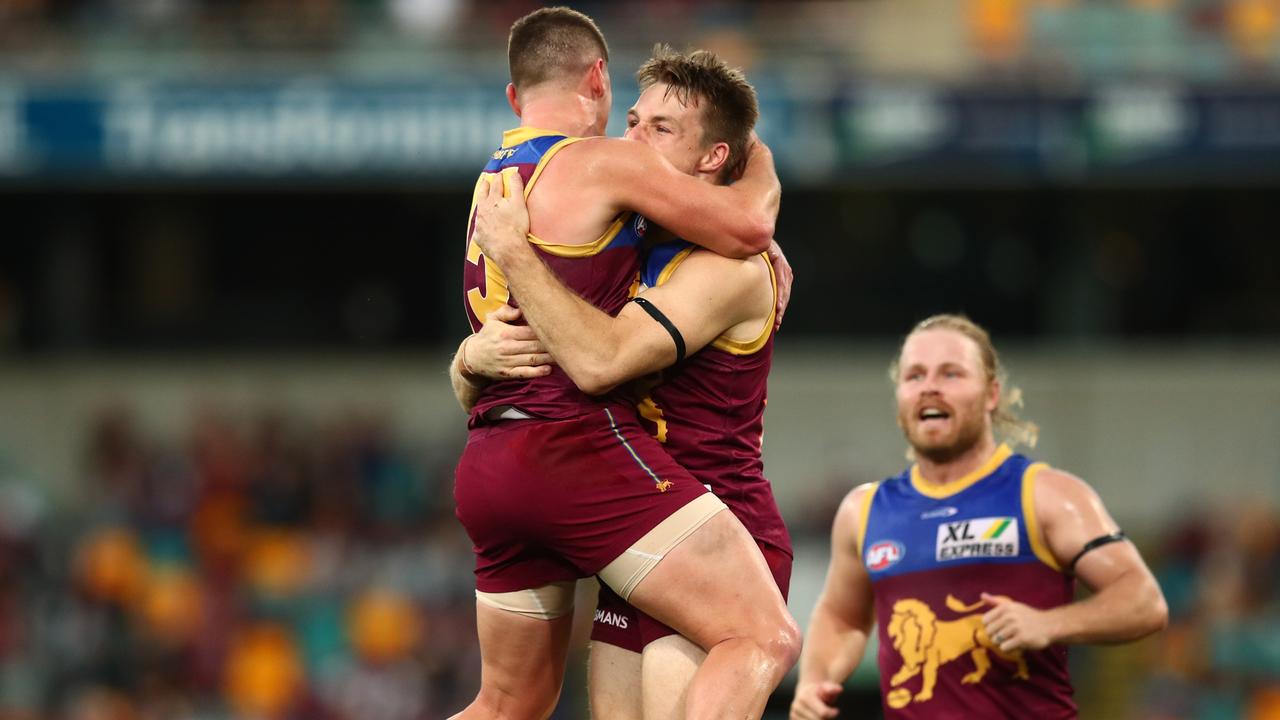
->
<box><xmin>508</xmin><ymin>7</ymin><xmax>610</xmax><ymax>91</ymax></box>
<box><xmin>637</xmin><ymin>44</ymin><xmax>759</xmax><ymax>183</ymax></box>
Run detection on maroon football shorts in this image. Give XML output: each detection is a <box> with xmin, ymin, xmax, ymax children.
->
<box><xmin>591</xmin><ymin>537</ymin><xmax>794</xmax><ymax>652</ymax></box>
<box><xmin>454</xmin><ymin>406</ymin><xmax>711</xmax><ymax>594</ymax></box>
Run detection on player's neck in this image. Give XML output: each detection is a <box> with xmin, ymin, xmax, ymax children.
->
<box><xmin>915</xmin><ymin>434</ymin><xmax>999</xmax><ymax>487</ymax></box>
<box><xmin>519</xmin><ymin>94</ymin><xmax>605</xmax><ymax>138</ymax></box>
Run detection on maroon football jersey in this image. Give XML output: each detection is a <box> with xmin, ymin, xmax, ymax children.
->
<box><xmin>635</xmin><ymin>241</ymin><xmax>791</xmax><ymax>557</ymax></box>
<box><xmin>463</xmin><ymin>128</ymin><xmax>646</xmax><ymax>424</ymax></box>
<box><xmin>861</xmin><ymin>448</ymin><xmax>1078</xmax><ymax>718</ymax></box>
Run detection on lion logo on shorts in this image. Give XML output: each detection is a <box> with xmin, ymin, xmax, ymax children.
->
<box><xmin>884</xmin><ymin>594</ymin><xmax>1029</xmax><ymax>709</ymax></box>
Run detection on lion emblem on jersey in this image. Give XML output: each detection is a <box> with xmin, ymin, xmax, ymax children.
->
<box><xmin>885</xmin><ymin>594</ymin><xmax>1029</xmax><ymax>709</ymax></box>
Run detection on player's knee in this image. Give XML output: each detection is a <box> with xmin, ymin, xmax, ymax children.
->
<box><xmin>475</xmin><ymin>682</ymin><xmax>562</xmax><ymax>720</ymax></box>
<box><xmin>765</xmin><ymin>612</ymin><xmax>803</xmax><ymax>671</ymax></box>
<box><xmin>742</xmin><ymin>607</ymin><xmax>801</xmax><ymax>674</ymax></box>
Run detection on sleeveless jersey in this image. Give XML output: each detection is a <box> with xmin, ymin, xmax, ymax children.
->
<box><xmin>633</xmin><ymin>240</ymin><xmax>790</xmax><ymax>557</ymax></box>
<box><xmin>463</xmin><ymin>127</ymin><xmax>647</xmax><ymax>424</ymax></box>
<box><xmin>859</xmin><ymin>445</ymin><xmax>1077</xmax><ymax>719</ymax></box>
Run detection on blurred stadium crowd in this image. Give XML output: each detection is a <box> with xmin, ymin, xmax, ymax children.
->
<box><xmin>1</xmin><ymin>0</ymin><xmax>1280</xmax><ymax>80</ymax></box>
<box><xmin>0</xmin><ymin>406</ymin><xmax>482</xmax><ymax>720</ymax></box>
<box><xmin>0</xmin><ymin>403</ymin><xmax>1276</xmax><ymax>719</ymax></box>
<box><xmin>1139</xmin><ymin>503</ymin><xmax>1280</xmax><ymax>719</ymax></box>
<box><xmin>0</xmin><ymin>1</ymin><xmax>1278</xmax><ymax>719</ymax></box>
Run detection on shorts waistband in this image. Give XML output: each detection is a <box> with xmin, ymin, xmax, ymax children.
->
<box><xmin>481</xmin><ymin>404</ymin><xmax>536</xmax><ymax>422</ymax></box>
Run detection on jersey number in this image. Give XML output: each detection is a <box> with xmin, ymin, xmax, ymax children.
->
<box><xmin>637</xmin><ymin>395</ymin><xmax>669</xmax><ymax>443</ymax></box>
<box><xmin>466</xmin><ymin>175</ymin><xmax>511</xmax><ymax>323</ymax></box>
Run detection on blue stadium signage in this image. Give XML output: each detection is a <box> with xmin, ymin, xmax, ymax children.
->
<box><xmin>4</xmin><ymin>79</ymin><xmax>1280</xmax><ymax>182</ymax></box>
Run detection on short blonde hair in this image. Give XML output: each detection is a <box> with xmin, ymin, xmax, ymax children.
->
<box><xmin>890</xmin><ymin>314</ymin><xmax>1039</xmax><ymax>450</ymax></box>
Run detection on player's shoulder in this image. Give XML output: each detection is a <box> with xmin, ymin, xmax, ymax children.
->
<box><xmin>1029</xmin><ymin>463</ymin><xmax>1101</xmax><ymax>505</ymax></box>
<box><xmin>836</xmin><ymin>482</ymin><xmax>880</xmax><ymax>525</ymax></box>
<box><xmin>530</xmin><ymin>137</ymin><xmax>653</xmax><ymax>199</ymax></box>
<box><xmin>560</xmin><ymin>136</ymin><xmax>650</xmax><ymax>160</ymax></box>
<box><xmin>558</xmin><ymin>136</ymin><xmax>663</xmax><ymax>174</ymax></box>
<box><xmin>524</xmin><ymin>137</ymin><xmax>630</xmax><ymax>199</ymax></box>
<box><xmin>681</xmin><ymin>246</ymin><xmax>770</xmax><ymax>279</ymax></box>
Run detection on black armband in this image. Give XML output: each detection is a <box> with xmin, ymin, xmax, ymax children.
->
<box><xmin>1067</xmin><ymin>531</ymin><xmax>1128</xmax><ymax>573</ymax></box>
<box><xmin>631</xmin><ymin>297</ymin><xmax>685</xmax><ymax>363</ymax></box>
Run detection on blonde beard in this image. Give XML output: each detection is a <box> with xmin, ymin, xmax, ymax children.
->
<box><xmin>899</xmin><ymin>410</ymin><xmax>988</xmax><ymax>464</ymax></box>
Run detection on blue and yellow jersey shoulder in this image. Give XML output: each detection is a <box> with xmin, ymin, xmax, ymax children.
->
<box><xmin>463</xmin><ymin>127</ymin><xmax>647</xmax><ymax>423</ymax></box>
<box><xmin>639</xmin><ymin>238</ymin><xmax>775</xmax><ymax>355</ymax></box>
<box><xmin>464</xmin><ymin>127</ymin><xmax>647</xmax><ymax>330</ymax></box>
<box><xmin>859</xmin><ymin>445</ymin><xmax>1063</xmax><ymax>576</ymax></box>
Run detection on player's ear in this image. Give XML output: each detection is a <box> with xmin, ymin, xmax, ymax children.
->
<box><xmin>987</xmin><ymin>377</ymin><xmax>1001</xmax><ymax>414</ymax></box>
<box><xmin>587</xmin><ymin>59</ymin><xmax>608</xmax><ymax>99</ymax></box>
<box><xmin>696</xmin><ymin>141</ymin><xmax>730</xmax><ymax>177</ymax></box>
<box><xmin>506</xmin><ymin>83</ymin><xmax>521</xmax><ymax>117</ymax></box>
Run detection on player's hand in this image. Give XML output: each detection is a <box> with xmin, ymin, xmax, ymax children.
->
<box><xmin>747</xmin><ymin>131</ymin><xmax>772</xmax><ymax>161</ymax></box>
<box><xmin>731</xmin><ymin>131</ymin><xmax>773</xmax><ymax>182</ymax></box>
<box><xmin>465</xmin><ymin>305</ymin><xmax>554</xmax><ymax>379</ymax></box>
<box><xmin>790</xmin><ymin>680</ymin><xmax>842</xmax><ymax>720</ymax></box>
<box><xmin>472</xmin><ymin>168</ymin><xmax>532</xmax><ymax>265</ymax></box>
<box><xmin>768</xmin><ymin>239</ymin><xmax>794</xmax><ymax>330</ymax></box>
<box><xmin>981</xmin><ymin>592</ymin><xmax>1058</xmax><ymax>652</ymax></box>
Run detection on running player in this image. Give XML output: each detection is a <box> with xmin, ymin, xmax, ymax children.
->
<box><xmin>789</xmin><ymin>315</ymin><xmax>1168</xmax><ymax>720</ymax></box>
<box><xmin>461</xmin><ymin>46</ymin><xmax>791</xmax><ymax>720</ymax></box>
<box><xmin>451</xmin><ymin>9</ymin><xmax>798</xmax><ymax>720</ymax></box>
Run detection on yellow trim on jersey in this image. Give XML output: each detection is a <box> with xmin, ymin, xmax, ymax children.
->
<box><xmin>626</xmin><ymin>272</ymin><xmax>642</xmax><ymax>299</ymax></box>
<box><xmin>855</xmin><ymin>481</ymin><xmax>882</xmax><ymax>557</ymax></box>
<box><xmin>501</xmin><ymin>126</ymin><xmax>567</xmax><ymax>147</ymax></box>
<box><xmin>655</xmin><ymin>245</ymin><xmax>697</xmax><ymax>286</ymax></box>
<box><xmin>1021</xmin><ymin>462</ymin><xmax>1064</xmax><ymax>572</ymax></box>
<box><xmin>910</xmin><ymin>444</ymin><xmax>1013</xmax><ymax>499</ymax></box>
<box><xmin>527</xmin><ymin>212</ymin><xmax>630</xmax><ymax>258</ymax></box>
<box><xmin>467</xmin><ymin>129</ymin><xmax>581</xmax><ymax>322</ymax></box>
<box><xmin>523</xmin><ymin>136</ymin><xmax>583</xmax><ymax>199</ymax></box>
<box><xmin>492</xmin><ymin>130</ymin><xmax>627</xmax><ymax>259</ymax></box>
<box><xmin>649</xmin><ymin>246</ymin><xmax>777</xmax><ymax>355</ymax></box>
<box><xmin>711</xmin><ymin>250</ymin><xmax>777</xmax><ymax>355</ymax></box>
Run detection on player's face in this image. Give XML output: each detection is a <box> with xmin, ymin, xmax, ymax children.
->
<box><xmin>895</xmin><ymin>329</ymin><xmax>997</xmax><ymax>463</ymax></box>
<box><xmin>623</xmin><ymin>83</ymin><xmax>708</xmax><ymax>176</ymax></box>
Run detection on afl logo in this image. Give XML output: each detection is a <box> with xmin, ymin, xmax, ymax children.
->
<box><xmin>634</xmin><ymin>215</ymin><xmax>648</xmax><ymax>236</ymax></box>
<box><xmin>866</xmin><ymin>540</ymin><xmax>904</xmax><ymax>571</ymax></box>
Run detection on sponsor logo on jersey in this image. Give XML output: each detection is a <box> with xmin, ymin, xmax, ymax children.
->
<box><xmin>634</xmin><ymin>215</ymin><xmax>648</xmax><ymax>237</ymax></box>
<box><xmin>866</xmin><ymin>540</ymin><xmax>905</xmax><ymax>571</ymax></box>
<box><xmin>936</xmin><ymin>517</ymin><xmax>1019</xmax><ymax>561</ymax></box>
<box><xmin>594</xmin><ymin>608</ymin><xmax>629</xmax><ymax>629</ymax></box>
<box><xmin>921</xmin><ymin>506</ymin><xmax>959</xmax><ymax>520</ymax></box>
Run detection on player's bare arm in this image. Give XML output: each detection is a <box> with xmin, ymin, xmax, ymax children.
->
<box><xmin>981</xmin><ymin>468</ymin><xmax>1169</xmax><ymax>653</ymax></box>
<box><xmin>560</xmin><ymin>248</ymin><xmax>771</xmax><ymax>394</ymax></box>
<box><xmin>472</xmin><ymin>171</ymin><xmax>769</xmax><ymax>394</ymax></box>
<box><xmin>539</xmin><ymin>135</ymin><xmax>779</xmax><ymax>258</ymax></box>
<box><xmin>791</xmin><ymin>484</ymin><xmax>877</xmax><ymax>720</ymax></box>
